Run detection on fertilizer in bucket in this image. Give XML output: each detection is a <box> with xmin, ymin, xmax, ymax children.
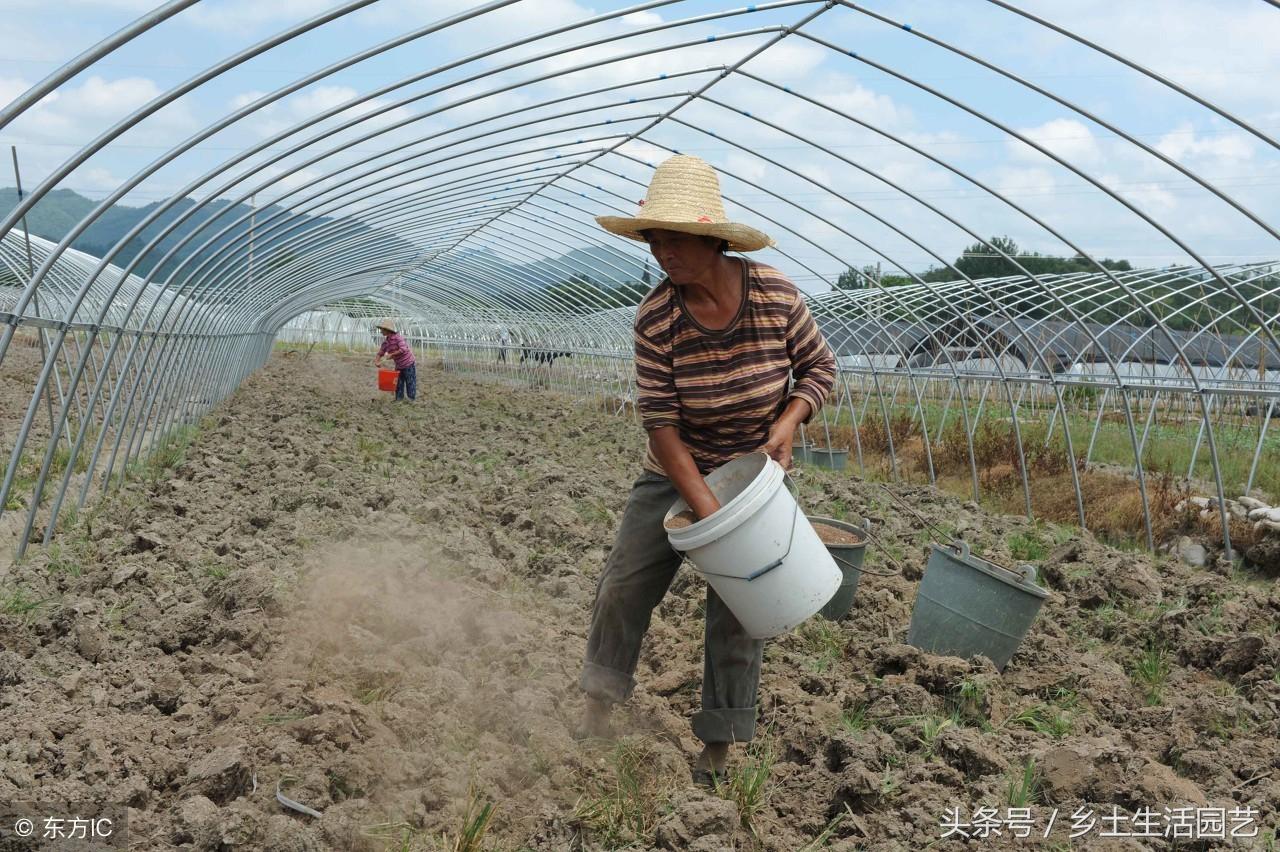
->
<box><xmin>808</xmin><ymin>516</ymin><xmax>869</xmax><ymax>621</ymax></box>
<box><xmin>663</xmin><ymin>453</ymin><xmax>841</xmax><ymax>639</ymax></box>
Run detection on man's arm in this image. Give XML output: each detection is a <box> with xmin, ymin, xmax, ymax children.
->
<box><xmin>649</xmin><ymin>426</ymin><xmax>720</xmax><ymax>519</ymax></box>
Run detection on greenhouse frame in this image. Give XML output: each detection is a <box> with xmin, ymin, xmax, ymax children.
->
<box><xmin>1</xmin><ymin>0</ymin><xmax>1278</xmax><ymax>559</ymax></box>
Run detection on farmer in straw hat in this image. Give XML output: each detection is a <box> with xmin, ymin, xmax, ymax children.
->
<box><xmin>374</xmin><ymin>320</ymin><xmax>417</xmax><ymax>402</ymax></box>
<box><xmin>578</xmin><ymin>155</ymin><xmax>836</xmax><ymax>785</ymax></box>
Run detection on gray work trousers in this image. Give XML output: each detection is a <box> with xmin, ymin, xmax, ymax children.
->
<box><xmin>580</xmin><ymin>472</ymin><xmax>764</xmax><ymax>744</ymax></box>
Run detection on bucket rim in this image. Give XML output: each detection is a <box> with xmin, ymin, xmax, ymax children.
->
<box><xmin>664</xmin><ymin>453</ymin><xmax>783</xmax><ymax>551</ymax></box>
<box><xmin>807</xmin><ymin>515</ymin><xmax>868</xmax><ymax>550</ymax></box>
<box><xmin>928</xmin><ymin>541</ymin><xmax>1049</xmax><ymax>599</ymax></box>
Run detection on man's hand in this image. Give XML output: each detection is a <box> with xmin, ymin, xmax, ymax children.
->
<box><xmin>763</xmin><ymin>398</ymin><xmax>813</xmax><ymax>470</ymax></box>
<box><xmin>762</xmin><ymin>420</ymin><xmax>796</xmax><ymax>470</ymax></box>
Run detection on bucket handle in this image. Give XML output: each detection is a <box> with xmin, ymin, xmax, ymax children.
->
<box><xmin>694</xmin><ymin>485</ymin><xmax>802</xmax><ymax>583</ymax></box>
<box><xmin>827</xmin><ymin>516</ymin><xmax>904</xmax><ymax>577</ymax></box>
<box><xmin>832</xmin><ymin>553</ymin><xmax>895</xmax><ymax>579</ymax></box>
<box><xmin>682</xmin><ymin>465</ymin><xmax>802</xmax><ymax>583</ymax></box>
<box><xmin>943</xmin><ymin>539</ymin><xmax>1039</xmax><ymax>585</ymax></box>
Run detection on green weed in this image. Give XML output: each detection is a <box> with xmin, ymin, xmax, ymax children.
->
<box><xmin>798</xmin><ymin>804</ymin><xmax>854</xmax><ymax>851</ymax></box>
<box><xmin>442</xmin><ymin>785</ymin><xmax>495</xmax><ymax>852</ymax></box>
<box><xmin>360</xmin><ymin>820</ymin><xmax>425</xmax><ymax>851</ymax></box>
<box><xmin>718</xmin><ymin>737</ymin><xmax>775</xmax><ymax>834</ymax></box>
<box><xmin>839</xmin><ymin>703</ymin><xmax>870</xmax><ymax>734</ymax></box>
<box><xmin>575</xmin><ymin>738</ymin><xmax>674</xmax><ymax>847</ymax></box>
<box><xmin>1005</xmin><ymin>704</ymin><xmax>1072</xmax><ymax>738</ymax></box>
<box><xmin>1130</xmin><ymin>644</ymin><xmax>1171</xmax><ymax>706</ymax></box>
<box><xmin>877</xmin><ymin>764</ymin><xmax>900</xmax><ymax>801</ymax></box>
<box><xmin>1</xmin><ymin>586</ymin><xmax>48</xmax><ymax>616</ymax></box>
<box><xmin>573</xmin><ymin>499</ymin><xmax>612</xmax><ymax>526</ymax></box>
<box><xmin>45</xmin><ymin>544</ymin><xmax>83</xmax><ymax>577</ymax></box>
<box><xmin>949</xmin><ymin>677</ymin><xmax>989</xmax><ymax>727</ymax></box>
<box><xmin>1193</xmin><ymin>598</ymin><xmax>1227</xmax><ymax>637</ymax></box>
<box><xmin>1008</xmin><ymin>531</ymin><xmax>1048</xmax><ymax>561</ymax></box>
<box><xmin>795</xmin><ymin>618</ymin><xmax>845</xmax><ymax>673</ymax></box>
<box><xmin>916</xmin><ymin>715</ymin><xmax>955</xmax><ymax>757</ymax></box>
<box><xmin>1005</xmin><ymin>758</ymin><xmax>1040</xmax><ymax>808</ymax></box>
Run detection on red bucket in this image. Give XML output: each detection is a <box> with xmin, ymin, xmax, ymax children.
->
<box><xmin>377</xmin><ymin>369</ymin><xmax>398</xmax><ymax>392</ymax></box>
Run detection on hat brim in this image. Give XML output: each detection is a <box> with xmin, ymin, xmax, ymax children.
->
<box><xmin>595</xmin><ymin>216</ymin><xmax>773</xmax><ymax>253</ymax></box>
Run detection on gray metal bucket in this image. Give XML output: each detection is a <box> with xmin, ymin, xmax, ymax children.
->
<box><xmin>809</xmin><ymin>516</ymin><xmax>868</xmax><ymax>621</ymax></box>
<box><xmin>807</xmin><ymin>447</ymin><xmax>848</xmax><ymax>471</ymax></box>
<box><xmin>907</xmin><ymin>540</ymin><xmax>1048</xmax><ymax>671</ymax></box>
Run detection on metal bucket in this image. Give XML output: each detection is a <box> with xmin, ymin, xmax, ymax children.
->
<box><xmin>807</xmin><ymin>447</ymin><xmax>848</xmax><ymax>471</ymax></box>
<box><xmin>809</xmin><ymin>516</ymin><xmax>869</xmax><ymax>621</ymax></box>
<box><xmin>907</xmin><ymin>540</ymin><xmax>1048</xmax><ymax>671</ymax></box>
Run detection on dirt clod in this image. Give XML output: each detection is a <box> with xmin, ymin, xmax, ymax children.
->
<box><xmin>1</xmin><ymin>350</ymin><xmax>1276</xmax><ymax>850</ymax></box>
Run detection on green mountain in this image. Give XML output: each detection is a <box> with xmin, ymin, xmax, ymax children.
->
<box><xmin>0</xmin><ymin>187</ymin><xmax>411</xmax><ymax>288</ymax></box>
<box><xmin>1</xmin><ymin>186</ymin><xmax>659</xmax><ymax>313</ymax></box>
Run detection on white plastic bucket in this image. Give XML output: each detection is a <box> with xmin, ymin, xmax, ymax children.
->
<box><xmin>663</xmin><ymin>452</ymin><xmax>841</xmax><ymax>639</ymax></box>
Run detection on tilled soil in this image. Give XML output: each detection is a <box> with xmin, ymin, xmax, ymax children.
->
<box><xmin>1</xmin><ymin>350</ymin><xmax>1278</xmax><ymax>851</ymax></box>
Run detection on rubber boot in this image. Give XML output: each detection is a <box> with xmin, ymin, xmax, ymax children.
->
<box><xmin>691</xmin><ymin>742</ymin><xmax>729</xmax><ymax>788</ymax></box>
<box><xmin>575</xmin><ymin>695</ymin><xmax>615</xmax><ymax>741</ymax></box>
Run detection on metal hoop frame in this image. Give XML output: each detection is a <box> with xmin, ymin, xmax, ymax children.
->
<box><xmin>1</xmin><ymin>0</ymin><xmax>1277</xmax><ymax>559</ymax></box>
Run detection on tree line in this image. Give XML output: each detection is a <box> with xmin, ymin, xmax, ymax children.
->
<box><xmin>833</xmin><ymin>236</ymin><xmax>1277</xmax><ymax>332</ymax></box>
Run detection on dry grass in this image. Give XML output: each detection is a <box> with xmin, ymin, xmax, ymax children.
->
<box><xmin>575</xmin><ymin>738</ymin><xmax>676</xmax><ymax>847</ymax></box>
<box><xmin>819</xmin><ymin>401</ymin><xmax>1262</xmax><ymax>552</ymax></box>
<box><xmin>855</xmin><ymin>413</ymin><xmax>919</xmax><ymax>454</ymax></box>
<box><xmin>595</xmin><ymin>395</ymin><xmax>635</xmax><ymax>416</ymax></box>
<box><xmin>872</xmin><ymin>416</ymin><xmax>1247</xmax><ymax>549</ymax></box>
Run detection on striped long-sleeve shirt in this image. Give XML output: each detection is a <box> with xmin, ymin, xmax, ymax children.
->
<box><xmin>635</xmin><ymin>258</ymin><xmax>836</xmax><ymax>476</ymax></box>
<box><xmin>377</xmin><ymin>332</ymin><xmax>416</xmax><ymax>369</ymax></box>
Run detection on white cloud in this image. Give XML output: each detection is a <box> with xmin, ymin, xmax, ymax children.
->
<box><xmin>1</xmin><ymin>77</ymin><xmax>36</xmax><ymax>107</ymax></box>
<box><xmin>995</xmin><ymin>0</ymin><xmax>1280</xmax><ymax>111</ymax></box>
<box><xmin>3</xmin><ymin>0</ymin><xmax>1275</xmax><ymax>273</ymax></box>
<box><xmin>353</xmin><ymin>0</ymin><xmax>589</xmax><ymax>33</ymax></box>
<box><xmin>59</xmin><ymin>76</ymin><xmax>165</xmax><ymax>120</ymax></box>
<box><xmin>623</xmin><ymin>11</ymin><xmax>664</xmax><ymax>27</ymax></box>
<box><xmin>230</xmin><ymin>91</ymin><xmax>268</xmax><ymax>111</ymax></box>
<box><xmin>799</xmin><ymin>72</ymin><xmax>905</xmax><ymax>132</ymax></box>
<box><xmin>1155</xmin><ymin>123</ymin><xmax>1254</xmax><ymax>163</ymax></box>
<box><xmin>289</xmin><ymin>85</ymin><xmax>360</xmax><ymax>116</ymax></box>
<box><xmin>1112</xmin><ymin>179</ymin><xmax>1178</xmax><ymax>215</ymax></box>
<box><xmin>68</xmin><ymin>165</ymin><xmax>126</xmax><ymax>193</ymax></box>
<box><xmin>741</xmin><ymin>39</ymin><xmax>826</xmax><ymax>82</ymax></box>
<box><xmin>723</xmin><ymin>152</ymin><xmax>766</xmax><ymax>183</ymax></box>
<box><xmin>993</xmin><ymin>166</ymin><xmax>1059</xmax><ymax>200</ymax></box>
<box><xmin>615</xmin><ymin>140</ymin><xmax>667</xmax><ymax>167</ymax></box>
<box><xmin>230</xmin><ymin>83</ymin><xmax>418</xmax><ymax>146</ymax></box>
<box><xmin>1010</xmin><ymin>118</ymin><xmax>1101</xmax><ymax>166</ymax></box>
<box><xmin>3</xmin><ymin>75</ymin><xmax>196</xmax><ymax>149</ymax></box>
<box><xmin>254</xmin><ymin>164</ymin><xmax>329</xmax><ymax>199</ymax></box>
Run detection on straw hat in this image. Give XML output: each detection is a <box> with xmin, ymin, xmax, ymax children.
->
<box><xmin>596</xmin><ymin>155</ymin><xmax>773</xmax><ymax>252</ymax></box>
<box><xmin>375</xmin><ymin>319</ymin><xmax>397</xmax><ymax>333</ymax></box>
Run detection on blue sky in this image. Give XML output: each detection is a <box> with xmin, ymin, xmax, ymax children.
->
<box><xmin>2</xmin><ymin>0</ymin><xmax>1278</xmax><ymax>289</ymax></box>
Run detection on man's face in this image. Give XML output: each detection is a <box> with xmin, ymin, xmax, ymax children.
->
<box><xmin>643</xmin><ymin>229</ymin><xmax>721</xmax><ymax>285</ymax></box>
